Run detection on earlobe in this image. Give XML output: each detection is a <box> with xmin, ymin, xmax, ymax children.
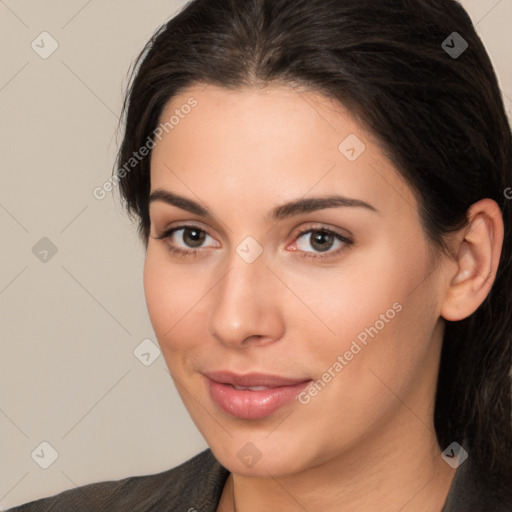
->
<box><xmin>441</xmin><ymin>199</ymin><xmax>504</xmax><ymax>322</ymax></box>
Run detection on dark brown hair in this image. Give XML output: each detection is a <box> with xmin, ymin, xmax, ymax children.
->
<box><xmin>115</xmin><ymin>0</ymin><xmax>512</xmax><ymax>486</ymax></box>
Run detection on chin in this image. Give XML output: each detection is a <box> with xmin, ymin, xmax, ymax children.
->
<box><xmin>204</xmin><ymin>429</ymin><xmax>327</xmax><ymax>478</ymax></box>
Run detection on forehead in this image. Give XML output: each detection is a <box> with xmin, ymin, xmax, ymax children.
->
<box><xmin>149</xmin><ymin>84</ymin><xmax>418</xmax><ymax>220</ymax></box>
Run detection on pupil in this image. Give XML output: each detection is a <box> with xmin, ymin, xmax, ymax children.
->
<box><xmin>311</xmin><ymin>231</ymin><xmax>333</xmax><ymax>252</ymax></box>
<box><xmin>184</xmin><ymin>228</ymin><xmax>205</xmax><ymax>247</ymax></box>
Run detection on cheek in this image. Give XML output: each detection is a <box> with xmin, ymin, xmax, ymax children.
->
<box><xmin>143</xmin><ymin>249</ymin><xmax>207</xmax><ymax>355</ymax></box>
<box><xmin>290</xmin><ymin>239</ymin><xmax>435</xmax><ymax>379</ymax></box>
<box><xmin>277</xmin><ymin>245</ymin><xmax>407</xmax><ymax>345</ymax></box>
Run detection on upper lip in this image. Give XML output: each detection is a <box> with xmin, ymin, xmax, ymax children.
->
<box><xmin>203</xmin><ymin>370</ymin><xmax>311</xmax><ymax>388</ymax></box>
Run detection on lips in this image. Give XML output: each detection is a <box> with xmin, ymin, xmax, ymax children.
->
<box><xmin>203</xmin><ymin>370</ymin><xmax>312</xmax><ymax>420</ymax></box>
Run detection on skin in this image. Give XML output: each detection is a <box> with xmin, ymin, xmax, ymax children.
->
<box><xmin>144</xmin><ymin>84</ymin><xmax>503</xmax><ymax>511</ymax></box>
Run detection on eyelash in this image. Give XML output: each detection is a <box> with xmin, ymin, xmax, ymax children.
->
<box><xmin>154</xmin><ymin>224</ymin><xmax>353</xmax><ymax>261</ymax></box>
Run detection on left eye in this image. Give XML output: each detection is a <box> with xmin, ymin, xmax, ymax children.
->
<box><xmin>295</xmin><ymin>228</ymin><xmax>351</xmax><ymax>255</ymax></box>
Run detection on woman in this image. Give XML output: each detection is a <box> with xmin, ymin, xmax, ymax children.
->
<box><xmin>9</xmin><ymin>0</ymin><xmax>512</xmax><ymax>510</ymax></box>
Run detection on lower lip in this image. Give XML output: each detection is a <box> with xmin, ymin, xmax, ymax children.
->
<box><xmin>206</xmin><ymin>377</ymin><xmax>312</xmax><ymax>420</ymax></box>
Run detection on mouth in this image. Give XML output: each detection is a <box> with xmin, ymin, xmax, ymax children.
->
<box><xmin>203</xmin><ymin>370</ymin><xmax>313</xmax><ymax>420</ymax></box>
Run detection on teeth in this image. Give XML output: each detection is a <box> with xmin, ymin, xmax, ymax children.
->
<box><xmin>232</xmin><ymin>385</ymin><xmax>269</xmax><ymax>391</ymax></box>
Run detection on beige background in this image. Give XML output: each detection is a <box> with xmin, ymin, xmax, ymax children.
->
<box><xmin>1</xmin><ymin>0</ymin><xmax>511</xmax><ymax>508</ymax></box>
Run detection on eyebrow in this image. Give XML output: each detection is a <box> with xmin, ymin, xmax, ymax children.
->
<box><xmin>148</xmin><ymin>189</ymin><xmax>378</xmax><ymax>222</ymax></box>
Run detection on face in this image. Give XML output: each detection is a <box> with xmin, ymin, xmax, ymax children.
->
<box><xmin>144</xmin><ymin>84</ymin><xmax>447</xmax><ymax>477</ymax></box>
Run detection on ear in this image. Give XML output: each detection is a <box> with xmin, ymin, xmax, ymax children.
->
<box><xmin>440</xmin><ymin>198</ymin><xmax>504</xmax><ymax>321</ymax></box>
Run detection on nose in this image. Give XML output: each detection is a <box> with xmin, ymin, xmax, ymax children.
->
<box><xmin>207</xmin><ymin>252</ymin><xmax>285</xmax><ymax>349</ymax></box>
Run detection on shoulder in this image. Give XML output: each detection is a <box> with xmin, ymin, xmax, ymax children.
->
<box><xmin>6</xmin><ymin>449</ymin><xmax>230</xmax><ymax>512</ymax></box>
<box><xmin>442</xmin><ymin>457</ymin><xmax>512</xmax><ymax>512</ymax></box>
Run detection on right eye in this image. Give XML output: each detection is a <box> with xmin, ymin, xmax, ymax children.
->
<box><xmin>154</xmin><ymin>225</ymin><xmax>220</xmax><ymax>257</ymax></box>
